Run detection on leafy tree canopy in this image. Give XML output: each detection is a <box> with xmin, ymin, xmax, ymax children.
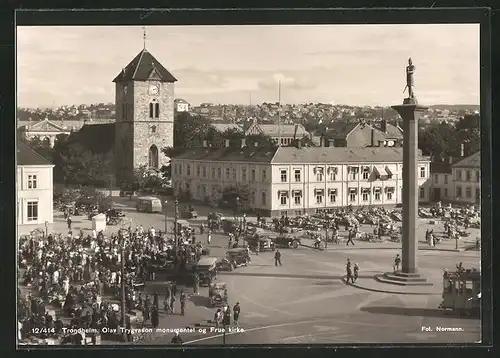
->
<box><xmin>219</xmin><ymin>185</ymin><xmax>251</xmax><ymax>213</ymax></box>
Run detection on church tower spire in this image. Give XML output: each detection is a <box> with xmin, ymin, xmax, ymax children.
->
<box><xmin>143</xmin><ymin>26</ymin><xmax>147</xmax><ymax>49</ymax></box>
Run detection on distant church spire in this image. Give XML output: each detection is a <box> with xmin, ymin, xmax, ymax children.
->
<box><xmin>143</xmin><ymin>26</ymin><xmax>147</xmax><ymax>49</ymax></box>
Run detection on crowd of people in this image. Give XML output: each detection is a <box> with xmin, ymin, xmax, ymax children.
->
<box><xmin>17</xmin><ymin>223</ymin><xmax>208</xmax><ymax>345</ymax></box>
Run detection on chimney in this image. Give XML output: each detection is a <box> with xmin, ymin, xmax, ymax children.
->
<box><xmin>202</xmin><ymin>140</ymin><xmax>208</xmax><ymax>148</ymax></box>
<box><xmin>224</xmin><ymin>139</ymin><xmax>230</xmax><ymax>147</ymax></box>
<box><xmin>370</xmin><ymin>128</ymin><xmax>375</xmax><ymax>147</ymax></box>
<box><xmin>381</xmin><ymin>119</ymin><xmax>387</xmax><ymax>133</ymax></box>
<box><xmin>460</xmin><ymin>142</ymin><xmax>465</xmax><ymax>157</ymax></box>
<box><xmin>241</xmin><ymin>138</ymin><xmax>246</xmax><ymax>148</ymax></box>
<box><xmin>254</xmin><ymin>141</ymin><xmax>259</xmax><ymax>147</ymax></box>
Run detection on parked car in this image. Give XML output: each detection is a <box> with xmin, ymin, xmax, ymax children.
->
<box><xmin>272</xmin><ymin>235</ymin><xmax>301</xmax><ymax>249</ymax></box>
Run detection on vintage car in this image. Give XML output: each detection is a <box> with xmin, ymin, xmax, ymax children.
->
<box><xmin>181</xmin><ymin>210</ymin><xmax>198</xmax><ymax>219</ymax></box>
<box><xmin>440</xmin><ymin>268</ymin><xmax>480</xmax><ymax>316</ymax></box>
<box><xmin>195</xmin><ymin>257</ymin><xmax>219</xmax><ymax>286</ymax></box>
<box><xmin>244</xmin><ymin>235</ymin><xmax>275</xmax><ymax>252</ymax></box>
<box><xmin>87</xmin><ymin>208</ymin><xmax>100</xmax><ymax>220</ymax></box>
<box><xmin>272</xmin><ymin>235</ymin><xmax>301</xmax><ymax>249</ymax></box>
<box><xmin>176</xmin><ymin>220</ymin><xmax>191</xmax><ymax>233</ymax></box>
<box><xmin>222</xmin><ymin>218</ymin><xmax>239</xmax><ymax>234</ymax></box>
<box><xmin>209</xmin><ymin>282</ymin><xmax>228</xmax><ymax>307</ymax></box>
<box><xmin>217</xmin><ymin>248</ymin><xmax>250</xmax><ymax>271</ymax></box>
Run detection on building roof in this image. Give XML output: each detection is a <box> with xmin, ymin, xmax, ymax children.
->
<box><xmin>172</xmin><ymin>146</ymin><xmax>277</xmax><ymax>163</ymax></box>
<box><xmin>113</xmin><ymin>49</ymin><xmax>177</xmax><ymax>83</ymax></box>
<box><xmin>175</xmin><ymin>98</ymin><xmax>189</xmax><ymax>104</ymax></box>
<box><xmin>326</xmin><ymin>122</ymin><xmax>359</xmax><ymax>140</ymax></box>
<box><xmin>272</xmin><ymin>147</ymin><xmax>428</xmax><ymax>164</ymax></box>
<box><xmin>452</xmin><ymin>152</ymin><xmax>480</xmax><ymax>168</ymax></box>
<box><xmin>371</xmin><ymin>122</ymin><xmax>403</xmax><ymax>139</ymax></box>
<box><xmin>17</xmin><ymin>141</ymin><xmax>53</xmax><ymax>166</ymax></box>
<box><xmin>21</xmin><ymin>119</ymin><xmax>67</xmax><ymax>133</ymax></box>
<box><xmin>430</xmin><ymin>157</ymin><xmax>463</xmax><ymax>174</ymax></box>
<box><xmin>211</xmin><ymin>123</ymin><xmax>243</xmax><ymax>133</ymax></box>
<box><xmin>173</xmin><ymin>146</ymin><xmax>429</xmax><ymax>164</ymax></box>
<box><xmin>68</xmin><ymin>123</ymin><xmax>115</xmax><ymax>154</ymax></box>
<box><xmin>257</xmin><ymin>124</ymin><xmax>309</xmax><ymax>137</ymax></box>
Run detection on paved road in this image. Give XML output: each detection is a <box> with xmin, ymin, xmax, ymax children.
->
<box><xmin>53</xmin><ymin>197</ymin><xmax>481</xmax><ymax>345</ymax></box>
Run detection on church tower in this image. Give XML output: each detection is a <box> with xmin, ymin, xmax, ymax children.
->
<box><xmin>113</xmin><ymin>47</ymin><xmax>177</xmax><ymax>181</ymax></box>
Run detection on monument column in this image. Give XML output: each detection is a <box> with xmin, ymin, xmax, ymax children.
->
<box><xmin>391</xmin><ymin>103</ymin><xmax>427</xmax><ymax>273</ymax></box>
<box><xmin>376</xmin><ymin>58</ymin><xmax>432</xmax><ymax>286</ymax></box>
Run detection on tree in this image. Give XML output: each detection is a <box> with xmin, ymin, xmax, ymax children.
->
<box><xmin>418</xmin><ymin>121</ymin><xmax>455</xmax><ymax>158</ymax></box>
<box><xmin>174</xmin><ymin>112</ymin><xmax>212</xmax><ymax>148</ymax></box>
<box><xmin>121</xmin><ymin>164</ymin><xmax>163</xmax><ymax>191</ymax></box>
<box><xmin>24</xmin><ymin>136</ymin><xmax>54</xmax><ymax>162</ymax></box>
<box><xmin>79</xmin><ymin>186</ymin><xmax>115</xmax><ymax>212</ymax></box>
<box><xmin>55</xmin><ymin>142</ymin><xmax>114</xmax><ymax>187</ymax></box>
<box><xmin>219</xmin><ymin>185</ymin><xmax>251</xmax><ymax>214</ymax></box>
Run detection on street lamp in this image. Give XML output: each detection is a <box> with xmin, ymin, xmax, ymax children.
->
<box><xmin>174</xmin><ymin>198</ymin><xmax>179</xmax><ymax>251</ymax></box>
<box><xmin>324</xmin><ymin>212</ymin><xmax>329</xmax><ymax>249</ymax></box>
<box><xmin>119</xmin><ymin>230</ymin><xmax>127</xmax><ymax>341</ymax></box>
<box><xmin>164</xmin><ymin>200</ymin><xmax>168</xmax><ymax>234</ymax></box>
<box><xmin>235</xmin><ymin>196</ymin><xmax>240</xmax><ymax>218</ymax></box>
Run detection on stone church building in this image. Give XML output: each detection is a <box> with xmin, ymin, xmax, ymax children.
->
<box><xmin>68</xmin><ymin>47</ymin><xmax>176</xmax><ymax>183</ymax></box>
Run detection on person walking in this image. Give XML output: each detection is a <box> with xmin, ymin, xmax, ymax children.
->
<box><xmin>193</xmin><ymin>274</ymin><xmax>199</xmax><ymax>295</ymax></box>
<box><xmin>214</xmin><ymin>309</ymin><xmax>222</xmax><ymax>328</ymax></box>
<box><xmin>179</xmin><ymin>291</ymin><xmax>186</xmax><ymax>316</ymax></box>
<box><xmin>274</xmin><ymin>250</ymin><xmax>282</xmax><ymax>266</ymax></box>
<box><xmin>170</xmin><ymin>294</ymin><xmax>176</xmax><ymax>315</ymax></box>
<box><xmin>207</xmin><ymin>230</ymin><xmax>212</xmax><ymax>245</ymax></box>
<box><xmin>171</xmin><ymin>332</ymin><xmax>183</xmax><ymax>344</ymax></box>
<box><xmin>353</xmin><ymin>263</ymin><xmax>359</xmax><ymax>282</ymax></box>
<box><xmin>346</xmin><ymin>259</ymin><xmax>353</xmax><ymax>284</ymax></box>
<box><xmin>346</xmin><ymin>230</ymin><xmax>355</xmax><ymax>246</ymax></box>
<box><xmin>67</xmin><ymin>215</ymin><xmax>72</xmax><ymax>230</ymax></box>
<box><xmin>151</xmin><ymin>306</ymin><xmax>159</xmax><ymax>329</ymax></box>
<box><xmin>393</xmin><ymin>254</ymin><xmax>401</xmax><ymax>272</ymax></box>
<box><xmin>233</xmin><ymin>302</ymin><xmax>241</xmax><ymax>326</ymax></box>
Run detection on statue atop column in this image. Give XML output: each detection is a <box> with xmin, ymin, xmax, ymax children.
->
<box><xmin>403</xmin><ymin>58</ymin><xmax>416</xmax><ymax>103</ymax></box>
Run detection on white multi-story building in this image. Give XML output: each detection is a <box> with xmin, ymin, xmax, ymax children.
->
<box><xmin>428</xmin><ymin>152</ymin><xmax>480</xmax><ymax>205</ymax></box>
<box><xmin>171</xmin><ymin>144</ymin><xmax>430</xmax><ymax>217</ymax></box>
<box><xmin>17</xmin><ymin>141</ymin><xmax>55</xmax><ymax>234</ymax></box>
<box><xmin>452</xmin><ymin>152</ymin><xmax>480</xmax><ymax>205</ymax></box>
<box><xmin>174</xmin><ymin>98</ymin><xmax>190</xmax><ymax>112</ymax></box>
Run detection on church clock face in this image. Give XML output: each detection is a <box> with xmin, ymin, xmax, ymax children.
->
<box><xmin>149</xmin><ymin>85</ymin><xmax>159</xmax><ymax>95</ymax></box>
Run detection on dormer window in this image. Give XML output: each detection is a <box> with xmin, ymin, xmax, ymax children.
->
<box><xmin>149</xmin><ymin>99</ymin><xmax>160</xmax><ymax>119</ymax></box>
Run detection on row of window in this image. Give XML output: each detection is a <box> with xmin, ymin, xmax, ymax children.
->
<box><xmin>174</xmin><ymin>164</ymin><xmax>428</xmax><ymax>182</ymax></box>
<box><xmin>173</xmin><ymin>164</ymin><xmax>269</xmax><ymax>182</ymax></box>
<box><xmin>455</xmin><ymin>169</ymin><xmax>480</xmax><ymax>182</ymax></box>
<box><xmin>456</xmin><ymin>186</ymin><xmax>480</xmax><ymax>199</ymax></box>
<box><xmin>187</xmin><ymin>184</ymin><xmax>427</xmax><ymax>207</ymax></box>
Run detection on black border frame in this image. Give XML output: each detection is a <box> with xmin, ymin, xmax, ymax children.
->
<box><xmin>1</xmin><ymin>6</ymin><xmax>496</xmax><ymax>356</ymax></box>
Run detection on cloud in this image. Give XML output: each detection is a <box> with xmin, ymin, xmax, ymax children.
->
<box><xmin>257</xmin><ymin>72</ymin><xmax>317</xmax><ymax>91</ymax></box>
<box><xmin>173</xmin><ymin>67</ymin><xmax>229</xmax><ymax>88</ymax></box>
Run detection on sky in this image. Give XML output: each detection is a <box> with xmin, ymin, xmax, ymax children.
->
<box><xmin>17</xmin><ymin>24</ymin><xmax>480</xmax><ymax>108</ymax></box>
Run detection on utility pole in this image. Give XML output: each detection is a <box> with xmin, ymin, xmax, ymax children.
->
<box><xmin>120</xmin><ymin>231</ymin><xmax>126</xmax><ymax>341</ymax></box>
<box><xmin>164</xmin><ymin>200</ymin><xmax>168</xmax><ymax>234</ymax></box>
<box><xmin>324</xmin><ymin>212</ymin><xmax>328</xmax><ymax>249</ymax></box>
<box><xmin>277</xmin><ymin>80</ymin><xmax>281</xmax><ymax>146</ymax></box>
<box><xmin>174</xmin><ymin>198</ymin><xmax>179</xmax><ymax>251</ymax></box>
